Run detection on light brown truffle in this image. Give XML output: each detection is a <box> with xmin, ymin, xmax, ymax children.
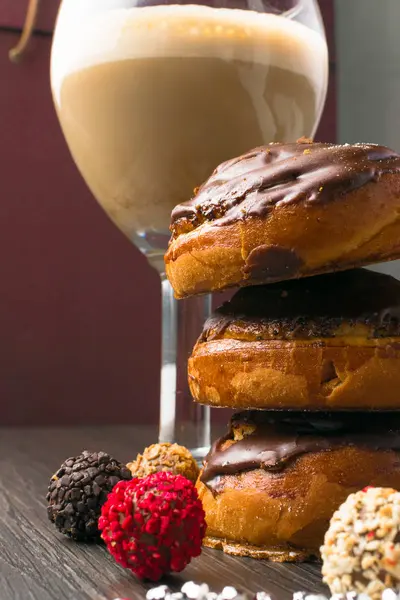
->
<box><xmin>321</xmin><ymin>487</ymin><xmax>400</xmax><ymax>599</ymax></box>
<box><xmin>127</xmin><ymin>443</ymin><xmax>199</xmax><ymax>483</ymax></box>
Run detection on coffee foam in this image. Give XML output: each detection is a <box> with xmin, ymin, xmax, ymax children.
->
<box><xmin>51</xmin><ymin>3</ymin><xmax>327</xmax><ymax>103</ymax></box>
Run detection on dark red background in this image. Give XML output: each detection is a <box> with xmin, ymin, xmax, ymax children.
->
<box><xmin>0</xmin><ymin>1</ymin><xmax>336</xmax><ymax>426</ymax></box>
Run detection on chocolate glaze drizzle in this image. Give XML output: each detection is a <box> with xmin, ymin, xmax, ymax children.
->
<box><xmin>171</xmin><ymin>141</ymin><xmax>400</xmax><ymax>232</ymax></box>
<box><xmin>201</xmin><ymin>411</ymin><xmax>400</xmax><ymax>490</ymax></box>
<box><xmin>201</xmin><ymin>268</ymin><xmax>400</xmax><ymax>341</ymax></box>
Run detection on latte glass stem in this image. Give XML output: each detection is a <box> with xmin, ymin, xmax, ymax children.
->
<box><xmin>159</xmin><ymin>276</ymin><xmax>211</xmax><ymax>459</ymax></box>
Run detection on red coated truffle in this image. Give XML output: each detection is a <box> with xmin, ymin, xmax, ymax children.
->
<box><xmin>99</xmin><ymin>471</ymin><xmax>206</xmax><ymax>581</ymax></box>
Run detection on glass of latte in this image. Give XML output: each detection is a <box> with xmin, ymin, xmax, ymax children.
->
<box><xmin>51</xmin><ymin>0</ymin><xmax>328</xmax><ymax>457</ymax></box>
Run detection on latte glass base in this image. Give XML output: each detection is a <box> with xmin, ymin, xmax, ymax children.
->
<box><xmin>190</xmin><ymin>447</ymin><xmax>211</xmax><ymax>464</ymax></box>
<box><xmin>159</xmin><ymin>277</ymin><xmax>212</xmax><ymax>461</ymax></box>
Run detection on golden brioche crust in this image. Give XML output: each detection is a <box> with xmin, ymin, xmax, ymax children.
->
<box><xmin>197</xmin><ymin>447</ymin><xmax>400</xmax><ymax>560</ymax></box>
<box><xmin>189</xmin><ymin>337</ymin><xmax>400</xmax><ymax>409</ymax></box>
<box><xmin>166</xmin><ymin>173</ymin><xmax>400</xmax><ymax>298</ymax></box>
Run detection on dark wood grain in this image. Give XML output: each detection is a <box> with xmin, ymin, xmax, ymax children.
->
<box><xmin>0</xmin><ymin>427</ymin><xmax>328</xmax><ymax>600</ymax></box>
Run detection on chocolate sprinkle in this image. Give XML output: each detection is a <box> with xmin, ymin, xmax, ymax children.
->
<box><xmin>46</xmin><ymin>450</ymin><xmax>131</xmax><ymax>541</ymax></box>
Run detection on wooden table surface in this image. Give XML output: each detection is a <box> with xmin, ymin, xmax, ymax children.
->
<box><xmin>0</xmin><ymin>426</ymin><xmax>328</xmax><ymax>600</ymax></box>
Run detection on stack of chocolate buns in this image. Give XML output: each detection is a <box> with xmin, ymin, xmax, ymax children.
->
<box><xmin>165</xmin><ymin>140</ymin><xmax>400</xmax><ymax>562</ymax></box>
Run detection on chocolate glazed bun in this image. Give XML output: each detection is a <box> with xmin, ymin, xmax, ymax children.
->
<box><xmin>189</xmin><ymin>268</ymin><xmax>400</xmax><ymax>410</ymax></box>
<box><xmin>165</xmin><ymin>140</ymin><xmax>400</xmax><ymax>298</ymax></box>
<box><xmin>197</xmin><ymin>411</ymin><xmax>400</xmax><ymax>561</ymax></box>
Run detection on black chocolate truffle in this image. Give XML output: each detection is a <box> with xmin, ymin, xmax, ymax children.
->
<box><xmin>46</xmin><ymin>450</ymin><xmax>131</xmax><ymax>541</ymax></box>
